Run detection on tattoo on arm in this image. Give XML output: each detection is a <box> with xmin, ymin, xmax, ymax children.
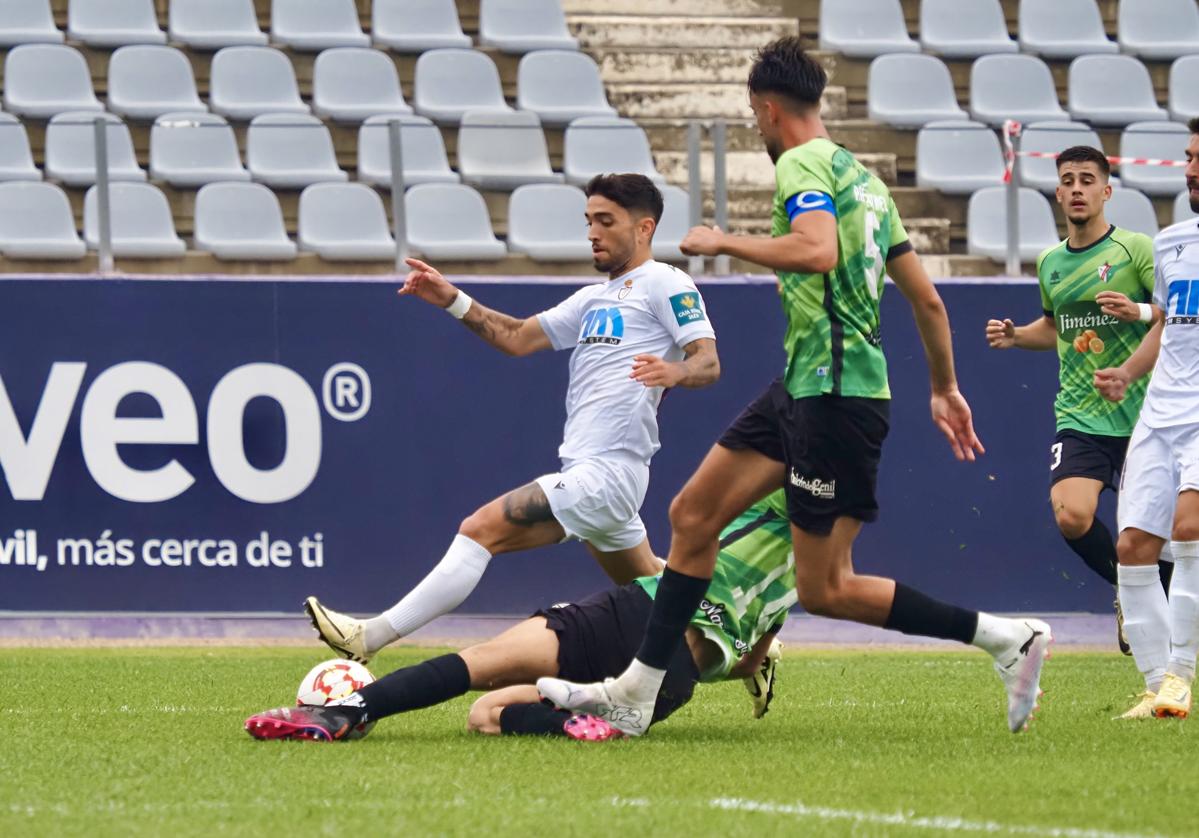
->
<box><xmin>675</xmin><ymin>338</ymin><xmax>720</xmax><ymax>388</ymax></box>
<box><xmin>461</xmin><ymin>302</ymin><xmax>528</xmax><ymax>355</ymax></box>
<box><xmin>502</xmin><ymin>482</ymin><xmax>557</xmax><ymax>527</ymax></box>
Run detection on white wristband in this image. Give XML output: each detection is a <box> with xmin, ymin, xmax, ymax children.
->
<box><xmin>446</xmin><ymin>290</ymin><xmax>473</xmax><ymax>319</ymax></box>
<box><xmin>1137</xmin><ymin>303</ymin><xmax>1153</xmax><ymax>323</ymax></box>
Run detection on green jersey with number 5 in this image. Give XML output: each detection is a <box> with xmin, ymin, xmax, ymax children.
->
<box><xmin>772</xmin><ymin>138</ymin><xmax>911</xmax><ymax>400</ymax></box>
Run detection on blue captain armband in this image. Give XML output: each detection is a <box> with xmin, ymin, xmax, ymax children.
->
<box><xmin>784</xmin><ymin>191</ymin><xmax>836</xmax><ymax>222</ymax></box>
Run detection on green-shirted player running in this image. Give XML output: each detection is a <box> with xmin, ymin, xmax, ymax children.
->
<box><xmin>537</xmin><ymin>36</ymin><xmax>1053</xmax><ymax>738</ymax></box>
<box><xmin>986</xmin><ymin>145</ymin><xmax>1166</xmax><ymax>653</ymax></box>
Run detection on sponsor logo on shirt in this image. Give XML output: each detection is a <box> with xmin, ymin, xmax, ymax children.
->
<box><xmin>578</xmin><ymin>306</ymin><xmax>624</xmax><ymax>345</ymax></box>
<box><xmin>669</xmin><ymin>292</ymin><xmax>706</xmax><ymax>326</ymax></box>
<box><xmin>1166</xmin><ymin>278</ymin><xmax>1199</xmax><ymax>325</ymax></box>
<box><xmin>790</xmin><ymin>470</ymin><xmax>835</xmax><ymax>499</ymax></box>
<box><xmin>618</xmin><ymin>278</ymin><xmax>633</xmax><ymax>300</ymax></box>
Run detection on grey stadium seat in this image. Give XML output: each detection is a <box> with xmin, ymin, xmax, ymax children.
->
<box><xmin>404</xmin><ymin>183</ymin><xmax>506</xmax><ymax>260</ymax></box>
<box><xmin>3</xmin><ymin>44</ymin><xmax>103</xmax><ymax>119</ymax></box>
<box><xmin>298</xmin><ymin>183</ymin><xmax>396</xmax><ymax>261</ymax></box>
<box><xmin>1120</xmin><ymin>122</ymin><xmax>1190</xmax><ymax>197</ymax></box>
<box><xmin>818</xmin><ymin>0</ymin><xmax>918</xmax><ymax>58</ymax></box>
<box><xmin>150</xmin><ymin>112</ymin><xmax>250</xmax><ymax>187</ymax></box>
<box><xmin>1069</xmin><ymin>56</ymin><xmax>1168</xmax><ymax>127</ymax></box>
<box><xmin>1119</xmin><ymin>0</ymin><xmax>1199</xmax><ymax>60</ymax></box>
<box><xmin>372</xmin><ymin>0</ymin><xmax>471</xmax><ymax>52</ymax></box>
<box><xmin>0</xmin><ymin>182</ymin><xmax>86</xmax><ymax>259</ymax></box>
<box><xmin>413</xmin><ymin>48</ymin><xmax>512</xmax><ymax>124</ymax></box>
<box><xmin>0</xmin><ymin>0</ymin><xmax>63</xmax><ymax>46</ymax></box>
<box><xmin>969</xmin><ymin>55</ymin><xmax>1067</xmax><ymax>127</ymax></box>
<box><xmin>246</xmin><ymin>113</ymin><xmax>347</xmax><ymax>189</ymax></box>
<box><xmin>457</xmin><ymin>109</ymin><xmax>563</xmax><ymax>191</ymax></box>
<box><xmin>867</xmin><ymin>54</ymin><xmax>967</xmax><ymax>128</ymax></box>
<box><xmin>44</xmin><ymin>111</ymin><xmax>147</xmax><ymax>187</ymax></box>
<box><xmin>357</xmin><ymin>114</ymin><xmax>460</xmax><ymax>188</ymax></box>
<box><xmin>83</xmin><ymin>182</ymin><xmax>186</xmax><ymax>258</ymax></box>
<box><xmin>652</xmin><ymin>185</ymin><xmax>691</xmax><ymax>262</ymax></box>
<box><xmin>68</xmin><ymin>0</ymin><xmax>166</xmax><ymax>47</ymax></box>
<box><xmin>967</xmin><ymin>186</ymin><xmax>1060</xmax><ymax>263</ymax></box>
<box><xmin>1105</xmin><ymin>187</ymin><xmax>1159</xmax><ymax>238</ymax></box>
<box><xmin>563</xmin><ymin>117</ymin><xmax>664</xmax><ymax>187</ymax></box>
<box><xmin>168</xmin><ymin>0</ymin><xmax>267</xmax><ymax>49</ymax></box>
<box><xmin>1174</xmin><ymin>190</ymin><xmax>1198</xmax><ymax>224</ymax></box>
<box><xmin>313</xmin><ymin>47</ymin><xmax>412</xmax><ymax>123</ymax></box>
<box><xmin>107</xmin><ymin>46</ymin><xmax>206</xmax><ymax>121</ymax></box>
<box><xmin>0</xmin><ymin>114</ymin><xmax>42</xmax><ymax>182</ymax></box>
<box><xmin>919</xmin><ymin>0</ymin><xmax>1016</xmax><ymax>58</ymax></box>
<box><xmin>1169</xmin><ymin>56</ymin><xmax>1199</xmax><ymax>122</ymax></box>
<box><xmin>194</xmin><ymin>182</ymin><xmax>297</xmax><ymax>261</ymax></box>
<box><xmin>915</xmin><ymin>120</ymin><xmax>1005</xmax><ymax>194</ymax></box>
<box><xmin>209</xmin><ymin>46</ymin><xmax>309</xmax><ymax>120</ymax></box>
<box><xmin>1017</xmin><ymin>121</ymin><xmax>1104</xmax><ymax>194</ymax></box>
<box><xmin>271</xmin><ymin>0</ymin><xmax>370</xmax><ymax>51</ymax></box>
<box><xmin>1018</xmin><ymin>0</ymin><xmax>1116</xmax><ymax>58</ymax></box>
<box><xmin>517</xmin><ymin>51</ymin><xmax>616</xmax><ymax>126</ymax></box>
<box><xmin>506</xmin><ymin>184</ymin><xmax>592</xmax><ymax>262</ymax></box>
<box><xmin>479</xmin><ymin>0</ymin><xmax>578</xmax><ymax>53</ymax></box>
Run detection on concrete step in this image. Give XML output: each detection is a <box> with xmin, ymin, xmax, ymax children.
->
<box><xmin>564</xmin><ymin>0</ymin><xmax>785</xmax><ymax>15</ymax></box>
<box><xmin>591</xmin><ymin>47</ymin><xmax>759</xmax><ymax>85</ymax></box>
<box><xmin>789</xmin><ymin>0</ymin><xmax>1120</xmax><ymax>40</ymax></box>
<box><xmin>569</xmin><ymin>14</ymin><xmax>798</xmax><ymax>49</ymax></box>
<box><xmin>656</xmin><ymin>149</ymin><xmax>896</xmax><ymax>188</ymax></box>
<box><xmin>609</xmin><ymin>83</ymin><xmax>845</xmax><ymax>120</ymax></box>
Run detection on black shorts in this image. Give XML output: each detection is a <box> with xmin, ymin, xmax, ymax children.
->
<box><xmin>718</xmin><ymin>378</ymin><xmax>890</xmax><ymax>534</ymax></box>
<box><xmin>535</xmin><ymin>584</ymin><xmax>699</xmax><ymax>726</ymax></box>
<box><xmin>1050</xmin><ymin>429</ymin><xmax>1129</xmax><ymax>491</ymax></box>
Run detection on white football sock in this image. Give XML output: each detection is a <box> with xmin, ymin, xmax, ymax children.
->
<box><xmin>971</xmin><ymin>612</ymin><xmax>1022</xmax><ymax>657</ymax></box>
<box><xmin>614</xmin><ymin>658</ymin><xmax>667</xmax><ymax>706</ymax></box>
<box><xmin>377</xmin><ymin>534</ymin><xmax>493</xmax><ymax>642</ymax></box>
<box><xmin>1166</xmin><ymin>541</ymin><xmax>1199</xmax><ymax>682</ymax></box>
<box><xmin>1118</xmin><ymin>563</ymin><xmax>1170</xmax><ymax>693</ymax></box>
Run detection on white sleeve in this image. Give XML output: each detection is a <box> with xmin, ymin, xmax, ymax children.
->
<box><xmin>535</xmin><ymin>286</ymin><xmax>593</xmax><ymax>351</ymax></box>
<box><xmin>1152</xmin><ymin>241</ymin><xmax>1167</xmax><ymax>310</ymax></box>
<box><xmin>647</xmin><ymin>266</ymin><xmax>717</xmax><ymax>348</ymax></box>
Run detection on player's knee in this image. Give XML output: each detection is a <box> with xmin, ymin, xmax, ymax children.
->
<box><xmin>1117</xmin><ymin>529</ymin><xmax>1160</xmax><ymax>565</ymax></box>
<box><xmin>669</xmin><ymin>491</ymin><xmax>718</xmax><ymax>539</ymax></box>
<box><xmin>1054</xmin><ymin>505</ymin><xmax>1092</xmax><ymax>540</ymax></box>
<box><xmin>458</xmin><ymin>507</ymin><xmax>495</xmax><ymax>545</ymax></box>
<box><xmin>797</xmin><ymin>585</ymin><xmax>841</xmax><ymax>618</ymax></box>
<box><xmin>1173</xmin><ymin>523</ymin><xmax>1199</xmax><ymax>542</ymax></box>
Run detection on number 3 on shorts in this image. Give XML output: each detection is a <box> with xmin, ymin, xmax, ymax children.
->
<box><xmin>1050</xmin><ymin>442</ymin><xmax>1063</xmax><ymax>471</ymax></box>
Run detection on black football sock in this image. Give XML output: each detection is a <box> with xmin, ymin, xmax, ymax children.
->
<box><xmin>1160</xmin><ymin>557</ymin><xmax>1174</xmax><ymax>595</ymax></box>
<box><xmin>1063</xmin><ymin>518</ymin><xmax>1119</xmax><ymax>586</ymax></box>
<box><xmin>354</xmin><ymin>653</ymin><xmax>471</xmax><ymax>721</ymax></box>
<box><xmin>634</xmin><ymin>566</ymin><xmax>711</xmax><ymax>670</ymax></box>
<box><xmin>499</xmin><ymin>702</ymin><xmax>573</xmax><ymax>736</ymax></box>
<box><xmin>884</xmin><ymin>582</ymin><xmax>979</xmax><ymax>644</ymax></box>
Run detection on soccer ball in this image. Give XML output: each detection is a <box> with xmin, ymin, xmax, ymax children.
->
<box><xmin>296</xmin><ymin>658</ymin><xmax>376</xmax><ymax>739</ymax></box>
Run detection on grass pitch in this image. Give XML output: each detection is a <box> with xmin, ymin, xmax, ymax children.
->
<box><xmin>3</xmin><ymin>647</ymin><xmax>1195</xmax><ymax>837</ymax></box>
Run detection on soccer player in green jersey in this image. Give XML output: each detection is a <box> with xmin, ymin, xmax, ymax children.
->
<box><xmin>986</xmin><ymin>145</ymin><xmax>1164</xmax><ymax>653</ymax></box>
<box><xmin>538</xmin><ymin>36</ymin><xmax>1052</xmax><ymax>737</ymax></box>
<box><xmin>243</xmin><ymin>492</ymin><xmax>796</xmax><ymax>742</ymax></box>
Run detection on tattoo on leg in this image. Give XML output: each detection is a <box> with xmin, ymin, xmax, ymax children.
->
<box><xmin>503</xmin><ymin>483</ymin><xmax>556</xmax><ymax>527</ymax></box>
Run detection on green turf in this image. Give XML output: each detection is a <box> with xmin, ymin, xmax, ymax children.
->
<box><xmin>2</xmin><ymin>647</ymin><xmax>1194</xmax><ymax>837</ymax></box>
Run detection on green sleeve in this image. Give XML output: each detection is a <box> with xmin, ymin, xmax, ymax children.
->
<box><xmin>776</xmin><ymin>147</ymin><xmax>835</xmax><ymax>204</ymax></box>
<box><xmin>1132</xmin><ymin>234</ymin><xmax>1155</xmax><ymax>297</ymax></box>
<box><xmin>886</xmin><ymin>195</ymin><xmax>909</xmax><ymax>249</ymax></box>
<box><xmin>1036</xmin><ymin>249</ymin><xmax>1052</xmax><ymax>312</ymax></box>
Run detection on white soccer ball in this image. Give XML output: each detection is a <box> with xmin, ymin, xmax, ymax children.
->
<box><xmin>296</xmin><ymin>658</ymin><xmax>376</xmax><ymax>739</ymax></box>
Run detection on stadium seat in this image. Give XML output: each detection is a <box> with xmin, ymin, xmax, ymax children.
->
<box><xmin>1118</xmin><ymin>0</ymin><xmax>1199</xmax><ymax>60</ymax></box>
<box><xmin>457</xmin><ymin>110</ymin><xmax>563</xmax><ymax>191</ymax></box>
<box><xmin>969</xmin><ymin>55</ymin><xmax>1067</xmax><ymax>127</ymax></box>
<box><xmin>1068</xmin><ymin>55</ymin><xmax>1168</xmax><ymax>127</ymax></box>
<box><xmin>818</xmin><ymin>0</ymin><xmax>919</xmax><ymax>58</ymax></box>
<box><xmin>246</xmin><ymin>113</ymin><xmax>347</xmax><ymax>189</ymax></box>
<box><xmin>372</xmin><ymin>0</ymin><xmax>471</xmax><ymax>51</ymax></box>
<box><xmin>168</xmin><ymin>0</ymin><xmax>267</xmax><ymax>49</ymax></box>
<box><xmin>194</xmin><ymin>182</ymin><xmax>297</xmax><ymax>260</ymax></box>
<box><xmin>44</xmin><ymin>111</ymin><xmax>147</xmax><ymax>187</ymax></box>
<box><xmin>405</xmin><ymin>183</ymin><xmax>506</xmax><ymax>260</ymax></box>
<box><xmin>83</xmin><ymin>182</ymin><xmax>186</xmax><ymax>258</ymax></box>
<box><xmin>68</xmin><ymin>0</ymin><xmax>166</xmax><ymax>47</ymax></box>
<box><xmin>1016</xmin><ymin>121</ymin><xmax>1104</xmax><ymax>194</ymax></box>
<box><xmin>413</xmin><ymin>48</ymin><xmax>512</xmax><ymax>124</ymax></box>
<box><xmin>967</xmin><ymin>186</ymin><xmax>1060</xmax><ymax>263</ymax></box>
<box><xmin>479</xmin><ymin>0</ymin><xmax>579</xmax><ymax>53</ymax></box>
<box><xmin>271</xmin><ymin>0</ymin><xmax>370</xmax><ymax>51</ymax></box>
<box><xmin>1174</xmin><ymin>190</ymin><xmax>1198</xmax><ymax>224</ymax></box>
<box><xmin>1105</xmin><ymin>187</ymin><xmax>1159</xmax><ymax>238</ymax></box>
<box><xmin>107</xmin><ymin>46</ymin><xmax>206</xmax><ymax>121</ymax></box>
<box><xmin>866</xmin><ymin>54</ymin><xmax>967</xmax><ymax>128</ymax></box>
<box><xmin>563</xmin><ymin>117</ymin><xmax>664</xmax><ymax>187</ymax></box>
<box><xmin>1017</xmin><ymin>0</ymin><xmax>1116</xmax><ymax>58</ymax></box>
<box><xmin>312</xmin><ymin>47</ymin><xmax>412</xmax><ymax>123</ymax></box>
<box><xmin>357</xmin><ymin>114</ymin><xmax>460</xmax><ymax>188</ymax></box>
<box><xmin>210</xmin><ymin>46</ymin><xmax>309</xmax><ymax>120</ymax></box>
<box><xmin>3</xmin><ymin>45</ymin><xmax>102</xmax><ymax>119</ymax></box>
<box><xmin>517</xmin><ymin>51</ymin><xmax>616</xmax><ymax>126</ymax></box>
<box><xmin>0</xmin><ymin>114</ymin><xmax>43</xmax><ymax>182</ymax></box>
<box><xmin>919</xmin><ymin>0</ymin><xmax>1016</xmax><ymax>58</ymax></box>
<box><xmin>150</xmin><ymin>112</ymin><xmax>251</xmax><ymax>187</ymax></box>
<box><xmin>1168</xmin><ymin>56</ymin><xmax>1199</xmax><ymax>122</ymax></box>
<box><xmin>0</xmin><ymin>182</ymin><xmax>86</xmax><ymax>259</ymax></box>
<box><xmin>1119</xmin><ymin>122</ymin><xmax>1190</xmax><ymax>197</ymax></box>
<box><xmin>0</xmin><ymin>0</ymin><xmax>63</xmax><ymax>46</ymax></box>
<box><xmin>506</xmin><ymin>184</ymin><xmax>592</xmax><ymax>261</ymax></box>
<box><xmin>652</xmin><ymin>184</ymin><xmax>691</xmax><ymax>262</ymax></box>
<box><xmin>915</xmin><ymin>120</ymin><xmax>1005</xmax><ymax>194</ymax></box>
<box><xmin>298</xmin><ymin>182</ymin><xmax>396</xmax><ymax>261</ymax></box>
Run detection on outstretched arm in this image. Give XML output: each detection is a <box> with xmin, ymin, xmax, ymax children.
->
<box><xmin>985</xmin><ymin>315</ymin><xmax>1057</xmax><ymax>350</ymax></box>
<box><xmin>629</xmin><ymin>338</ymin><xmax>720</xmax><ymax>389</ymax></box>
<box><xmin>679</xmin><ymin>211</ymin><xmax>838</xmax><ymax>275</ymax></box>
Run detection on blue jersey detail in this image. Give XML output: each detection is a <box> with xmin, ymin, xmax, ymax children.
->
<box><xmin>784</xmin><ymin>190</ymin><xmax>836</xmax><ymax>222</ymax></box>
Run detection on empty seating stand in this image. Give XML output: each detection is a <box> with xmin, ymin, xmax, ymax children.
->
<box><xmin>916</xmin><ymin>120</ymin><xmax>1005</xmax><ymax>194</ymax></box>
<box><xmin>919</xmin><ymin>0</ymin><xmax>1016</xmax><ymax>58</ymax></box>
<box><xmin>457</xmin><ymin>109</ymin><xmax>562</xmax><ymax>190</ymax></box>
<box><xmin>1169</xmin><ymin>56</ymin><xmax>1199</xmax><ymax>122</ymax></box>
<box><xmin>967</xmin><ymin>186</ymin><xmax>1060</xmax><ymax>263</ymax></box>
<box><xmin>209</xmin><ymin>46</ymin><xmax>309</xmax><ymax>120</ymax></box>
<box><xmin>3</xmin><ymin>44</ymin><xmax>102</xmax><ymax>119</ymax></box>
<box><xmin>150</xmin><ymin>111</ymin><xmax>251</xmax><ymax>187</ymax></box>
<box><xmin>168</xmin><ymin>0</ymin><xmax>267</xmax><ymax>49</ymax></box>
<box><xmin>652</xmin><ymin>185</ymin><xmax>691</xmax><ymax>262</ymax></box>
<box><xmin>969</xmin><ymin>55</ymin><xmax>1068</xmax><ymax>127</ymax></box>
<box><xmin>1018</xmin><ymin>0</ymin><xmax>1116</xmax><ymax>58</ymax></box>
<box><xmin>107</xmin><ymin>46</ymin><xmax>207</xmax><ymax>121</ymax></box>
<box><xmin>44</xmin><ymin>111</ymin><xmax>146</xmax><ymax>187</ymax></box>
<box><xmin>479</xmin><ymin>0</ymin><xmax>579</xmax><ymax>53</ymax></box>
<box><xmin>312</xmin><ymin>48</ymin><xmax>412</xmax><ymax>123</ymax></box>
<box><xmin>819</xmin><ymin>0</ymin><xmax>918</xmax><ymax>58</ymax></box>
<box><xmin>246</xmin><ymin>113</ymin><xmax>347</xmax><ymax>189</ymax></box>
<box><xmin>1105</xmin><ymin>187</ymin><xmax>1159</xmax><ymax>238</ymax></box>
<box><xmin>68</xmin><ymin>0</ymin><xmax>166</xmax><ymax>47</ymax></box>
<box><xmin>405</xmin><ymin>183</ymin><xmax>506</xmax><ymax>260</ymax></box>
<box><xmin>1118</xmin><ymin>0</ymin><xmax>1199</xmax><ymax>60</ymax></box>
<box><xmin>357</xmin><ymin>114</ymin><xmax>460</xmax><ymax>187</ymax></box>
<box><xmin>517</xmin><ymin>51</ymin><xmax>616</xmax><ymax>126</ymax></box>
<box><xmin>413</xmin><ymin>48</ymin><xmax>512</xmax><ymax>124</ymax></box>
<box><xmin>1017</xmin><ymin>121</ymin><xmax>1104</xmax><ymax>194</ymax></box>
<box><xmin>1068</xmin><ymin>55</ymin><xmax>1168</xmax><ymax>127</ymax></box>
<box><xmin>1174</xmin><ymin>191</ymin><xmax>1198</xmax><ymax>224</ymax></box>
<box><xmin>271</xmin><ymin>0</ymin><xmax>370</xmax><ymax>51</ymax></box>
<box><xmin>372</xmin><ymin>0</ymin><xmax>470</xmax><ymax>51</ymax></box>
<box><xmin>194</xmin><ymin>182</ymin><xmax>297</xmax><ymax>260</ymax></box>
<box><xmin>506</xmin><ymin>184</ymin><xmax>593</xmax><ymax>262</ymax></box>
<box><xmin>83</xmin><ymin>182</ymin><xmax>186</xmax><ymax>258</ymax></box>
<box><xmin>563</xmin><ymin>117</ymin><xmax>664</xmax><ymax>186</ymax></box>
<box><xmin>1120</xmin><ymin>121</ymin><xmax>1191</xmax><ymax>197</ymax></box>
<box><xmin>298</xmin><ymin>183</ymin><xmax>396</xmax><ymax>261</ymax></box>
<box><xmin>0</xmin><ymin>114</ymin><xmax>42</xmax><ymax>182</ymax></box>
<box><xmin>867</xmin><ymin>54</ymin><xmax>967</xmax><ymax>128</ymax></box>
<box><xmin>0</xmin><ymin>0</ymin><xmax>63</xmax><ymax>46</ymax></box>
<box><xmin>0</xmin><ymin>182</ymin><xmax>86</xmax><ymax>259</ymax></box>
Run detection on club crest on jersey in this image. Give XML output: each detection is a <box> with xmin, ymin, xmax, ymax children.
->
<box><xmin>669</xmin><ymin>292</ymin><xmax>706</xmax><ymax>326</ymax></box>
<box><xmin>1097</xmin><ymin>262</ymin><xmax>1113</xmax><ymax>283</ymax></box>
<box><xmin>578</xmin><ymin>306</ymin><xmax>624</xmax><ymax>345</ymax></box>
<box><xmin>618</xmin><ymin>278</ymin><xmax>633</xmax><ymax>300</ymax></box>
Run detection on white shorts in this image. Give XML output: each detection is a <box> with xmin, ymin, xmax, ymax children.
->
<box><xmin>1117</xmin><ymin>420</ymin><xmax>1199</xmax><ymax>540</ymax></box>
<box><xmin>534</xmin><ymin>453</ymin><xmax>650</xmax><ymax>552</ymax></box>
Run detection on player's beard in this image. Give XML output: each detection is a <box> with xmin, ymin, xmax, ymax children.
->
<box><xmin>764</xmin><ymin>137</ymin><xmax>783</xmax><ymax>163</ymax></box>
<box><xmin>1189</xmin><ymin>179</ymin><xmax>1199</xmax><ymax>213</ymax></box>
<box><xmin>593</xmin><ymin>245</ymin><xmax>632</xmax><ymax>276</ymax></box>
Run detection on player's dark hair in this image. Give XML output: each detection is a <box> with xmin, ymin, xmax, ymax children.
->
<box><xmin>747</xmin><ymin>36</ymin><xmax>827</xmax><ymax>109</ymax></box>
<box><xmin>584</xmin><ymin>173</ymin><xmax>664</xmax><ymax>224</ymax></box>
<box><xmin>1189</xmin><ymin>116</ymin><xmax>1199</xmax><ymax>135</ymax></box>
<box><xmin>1055</xmin><ymin>145</ymin><xmax>1110</xmax><ymax>178</ymax></box>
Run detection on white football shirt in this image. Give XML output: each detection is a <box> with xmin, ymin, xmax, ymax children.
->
<box><xmin>537</xmin><ymin>260</ymin><xmax>716</xmax><ymax>464</ymax></box>
<box><xmin>1141</xmin><ymin>218</ymin><xmax>1199</xmax><ymax>428</ymax></box>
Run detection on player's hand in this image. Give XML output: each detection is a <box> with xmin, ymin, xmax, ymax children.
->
<box><xmin>630</xmin><ymin>354</ymin><xmax>684</xmax><ymax>388</ymax></box>
<box><xmin>985</xmin><ymin>318</ymin><xmax>1017</xmax><ymax>349</ymax></box>
<box><xmin>1094</xmin><ymin>367</ymin><xmax>1131</xmax><ymax>402</ymax></box>
<box><xmin>680</xmin><ymin>225</ymin><xmax>726</xmax><ymax>257</ymax></box>
<box><xmin>398</xmin><ymin>257</ymin><xmax>458</xmax><ymax>308</ymax></box>
<box><xmin>930</xmin><ymin>389</ymin><xmax>985</xmax><ymax>462</ymax></box>
<box><xmin>1095</xmin><ymin>291</ymin><xmax>1140</xmax><ymax>322</ymax></box>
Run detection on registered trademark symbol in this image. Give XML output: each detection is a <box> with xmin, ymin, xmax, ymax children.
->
<box><xmin>322</xmin><ymin>363</ymin><xmax>371</xmax><ymax>422</ymax></box>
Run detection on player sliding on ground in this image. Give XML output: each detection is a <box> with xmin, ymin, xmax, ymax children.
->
<box><xmin>538</xmin><ymin>37</ymin><xmax>1052</xmax><ymax>736</ymax></box>
<box><xmin>303</xmin><ymin>174</ymin><xmax>719</xmax><ymax>665</ymax></box>
<box><xmin>245</xmin><ymin>491</ymin><xmax>794</xmax><ymax>742</ymax></box>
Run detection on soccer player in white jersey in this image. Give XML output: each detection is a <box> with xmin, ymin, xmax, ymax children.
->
<box><xmin>304</xmin><ymin>174</ymin><xmax>720</xmax><ymax>663</ymax></box>
<box><xmin>1094</xmin><ymin>117</ymin><xmax>1199</xmax><ymax>719</ymax></box>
